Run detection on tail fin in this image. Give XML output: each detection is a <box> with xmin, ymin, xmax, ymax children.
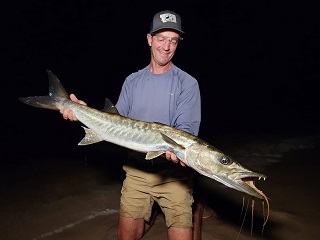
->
<box><xmin>46</xmin><ymin>69</ymin><xmax>69</xmax><ymax>99</ymax></box>
<box><xmin>19</xmin><ymin>70</ymin><xmax>69</xmax><ymax>110</ymax></box>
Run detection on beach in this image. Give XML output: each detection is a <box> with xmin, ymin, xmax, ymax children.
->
<box><xmin>1</xmin><ymin>132</ymin><xmax>319</xmax><ymax>240</ymax></box>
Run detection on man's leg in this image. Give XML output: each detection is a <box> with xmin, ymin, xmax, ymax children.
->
<box><xmin>119</xmin><ymin>165</ymin><xmax>156</xmax><ymax>240</ymax></box>
<box><xmin>118</xmin><ymin>205</ymin><xmax>159</xmax><ymax>240</ymax></box>
<box><xmin>168</xmin><ymin>227</ymin><xmax>193</xmax><ymax>240</ymax></box>
<box><xmin>118</xmin><ymin>216</ymin><xmax>145</xmax><ymax>240</ymax></box>
<box><xmin>193</xmin><ymin>200</ymin><xmax>204</xmax><ymax>240</ymax></box>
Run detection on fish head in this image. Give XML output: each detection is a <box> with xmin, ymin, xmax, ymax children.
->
<box><xmin>185</xmin><ymin>142</ymin><xmax>267</xmax><ymax>199</ymax></box>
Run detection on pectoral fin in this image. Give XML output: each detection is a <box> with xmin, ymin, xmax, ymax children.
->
<box><xmin>160</xmin><ymin>133</ymin><xmax>185</xmax><ymax>151</ymax></box>
<box><xmin>144</xmin><ymin>133</ymin><xmax>186</xmax><ymax>160</ymax></box>
<box><xmin>78</xmin><ymin>126</ymin><xmax>104</xmax><ymax>145</ymax></box>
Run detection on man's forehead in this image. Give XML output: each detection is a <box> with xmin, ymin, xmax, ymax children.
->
<box><xmin>155</xmin><ymin>30</ymin><xmax>180</xmax><ymax>38</ymax></box>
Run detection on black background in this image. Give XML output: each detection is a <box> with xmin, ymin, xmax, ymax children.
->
<box><xmin>2</xmin><ymin>0</ymin><xmax>320</xmax><ymax>155</ymax></box>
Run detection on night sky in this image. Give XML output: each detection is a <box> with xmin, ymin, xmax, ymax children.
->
<box><xmin>3</xmin><ymin>0</ymin><xmax>320</xmax><ymax>155</ymax></box>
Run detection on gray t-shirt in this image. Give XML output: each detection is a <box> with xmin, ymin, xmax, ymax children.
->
<box><xmin>115</xmin><ymin>64</ymin><xmax>201</xmax><ymax>136</ymax></box>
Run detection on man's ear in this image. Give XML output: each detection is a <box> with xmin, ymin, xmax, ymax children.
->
<box><xmin>147</xmin><ymin>33</ymin><xmax>152</xmax><ymax>47</ymax></box>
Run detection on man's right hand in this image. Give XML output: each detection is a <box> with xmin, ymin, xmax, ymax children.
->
<box><xmin>60</xmin><ymin>94</ymin><xmax>86</xmax><ymax>121</ymax></box>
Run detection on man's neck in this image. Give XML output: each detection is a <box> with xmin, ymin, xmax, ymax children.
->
<box><xmin>149</xmin><ymin>61</ymin><xmax>173</xmax><ymax>74</ymax></box>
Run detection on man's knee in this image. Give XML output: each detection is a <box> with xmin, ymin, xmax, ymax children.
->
<box><xmin>118</xmin><ymin>216</ymin><xmax>145</xmax><ymax>240</ymax></box>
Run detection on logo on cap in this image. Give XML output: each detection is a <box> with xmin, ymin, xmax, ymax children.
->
<box><xmin>159</xmin><ymin>13</ymin><xmax>177</xmax><ymax>24</ymax></box>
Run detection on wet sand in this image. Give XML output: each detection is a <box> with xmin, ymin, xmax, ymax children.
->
<box><xmin>1</xmin><ymin>132</ymin><xmax>319</xmax><ymax>240</ymax></box>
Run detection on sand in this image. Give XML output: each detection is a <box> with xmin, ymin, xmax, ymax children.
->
<box><xmin>1</xmin><ymin>132</ymin><xmax>319</xmax><ymax>240</ymax></box>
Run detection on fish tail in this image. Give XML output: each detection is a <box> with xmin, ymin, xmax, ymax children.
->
<box><xmin>19</xmin><ymin>70</ymin><xmax>69</xmax><ymax>110</ymax></box>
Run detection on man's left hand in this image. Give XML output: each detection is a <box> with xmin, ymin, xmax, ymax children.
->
<box><xmin>165</xmin><ymin>151</ymin><xmax>186</xmax><ymax>167</ymax></box>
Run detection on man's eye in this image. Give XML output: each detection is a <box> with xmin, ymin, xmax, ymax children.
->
<box><xmin>171</xmin><ymin>39</ymin><xmax>178</xmax><ymax>45</ymax></box>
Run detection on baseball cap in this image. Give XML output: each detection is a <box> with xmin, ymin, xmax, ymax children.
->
<box><xmin>150</xmin><ymin>10</ymin><xmax>184</xmax><ymax>35</ymax></box>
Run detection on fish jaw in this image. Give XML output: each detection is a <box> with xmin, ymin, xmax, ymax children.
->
<box><xmin>184</xmin><ymin>143</ymin><xmax>267</xmax><ymax>199</ymax></box>
<box><xmin>224</xmin><ymin>171</ymin><xmax>267</xmax><ymax>199</ymax></box>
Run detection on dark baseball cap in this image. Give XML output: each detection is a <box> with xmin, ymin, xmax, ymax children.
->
<box><xmin>150</xmin><ymin>10</ymin><xmax>184</xmax><ymax>35</ymax></box>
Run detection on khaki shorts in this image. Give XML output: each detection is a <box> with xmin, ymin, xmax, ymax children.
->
<box><xmin>120</xmin><ymin>164</ymin><xmax>194</xmax><ymax>228</ymax></box>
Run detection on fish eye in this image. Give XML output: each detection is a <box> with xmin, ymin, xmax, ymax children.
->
<box><xmin>220</xmin><ymin>156</ymin><xmax>231</xmax><ymax>165</ymax></box>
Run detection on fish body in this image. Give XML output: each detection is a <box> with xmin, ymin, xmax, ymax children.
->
<box><xmin>19</xmin><ymin>70</ymin><xmax>268</xmax><ymax>200</ymax></box>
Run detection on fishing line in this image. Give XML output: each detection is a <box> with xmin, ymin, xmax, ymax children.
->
<box><xmin>251</xmin><ymin>196</ymin><xmax>255</xmax><ymax>236</ymax></box>
<box><xmin>236</xmin><ymin>197</ymin><xmax>250</xmax><ymax>240</ymax></box>
<box><xmin>240</xmin><ymin>196</ymin><xmax>245</xmax><ymax>217</ymax></box>
<box><xmin>262</xmin><ymin>200</ymin><xmax>266</xmax><ymax>236</ymax></box>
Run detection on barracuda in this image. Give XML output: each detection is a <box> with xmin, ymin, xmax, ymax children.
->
<box><xmin>19</xmin><ymin>70</ymin><xmax>269</xmax><ymax>213</ymax></box>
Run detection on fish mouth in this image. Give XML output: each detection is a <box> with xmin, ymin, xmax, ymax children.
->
<box><xmin>239</xmin><ymin>175</ymin><xmax>267</xmax><ymax>199</ymax></box>
<box><xmin>210</xmin><ymin>172</ymin><xmax>267</xmax><ymax>200</ymax></box>
<box><xmin>241</xmin><ymin>176</ymin><xmax>270</xmax><ymax>227</ymax></box>
<box><xmin>226</xmin><ymin>170</ymin><xmax>267</xmax><ymax>199</ymax></box>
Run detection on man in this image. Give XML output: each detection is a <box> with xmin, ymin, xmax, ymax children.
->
<box><xmin>61</xmin><ymin>10</ymin><xmax>203</xmax><ymax>240</ymax></box>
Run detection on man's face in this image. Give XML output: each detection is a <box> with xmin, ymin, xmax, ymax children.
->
<box><xmin>147</xmin><ymin>30</ymin><xmax>181</xmax><ymax>66</ymax></box>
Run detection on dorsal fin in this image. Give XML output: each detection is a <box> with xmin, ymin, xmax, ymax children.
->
<box><xmin>102</xmin><ymin>98</ymin><xmax>119</xmax><ymax>114</ymax></box>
